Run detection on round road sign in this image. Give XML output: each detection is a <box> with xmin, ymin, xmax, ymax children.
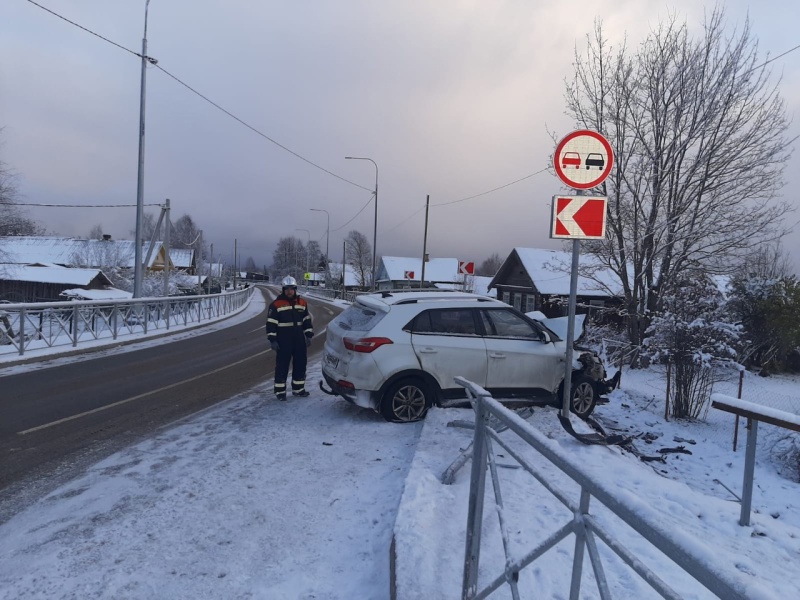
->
<box><xmin>553</xmin><ymin>130</ymin><xmax>614</xmax><ymax>190</ymax></box>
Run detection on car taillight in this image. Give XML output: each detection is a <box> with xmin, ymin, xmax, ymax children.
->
<box><xmin>343</xmin><ymin>337</ymin><xmax>393</xmax><ymax>353</ymax></box>
<box><xmin>337</xmin><ymin>380</ymin><xmax>355</xmax><ymax>389</ymax></box>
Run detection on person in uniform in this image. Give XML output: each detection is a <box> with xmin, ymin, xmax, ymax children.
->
<box><xmin>266</xmin><ymin>276</ymin><xmax>313</xmax><ymax>400</ymax></box>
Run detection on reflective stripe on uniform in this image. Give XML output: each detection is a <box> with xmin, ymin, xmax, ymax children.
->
<box><xmin>277</xmin><ymin>322</ymin><xmax>295</xmax><ymax>327</ymax></box>
<box><xmin>275</xmin><ymin>382</ymin><xmax>286</xmax><ymax>389</ymax></box>
<box><xmin>292</xmin><ymin>380</ymin><xmax>305</xmax><ymax>386</ymax></box>
<box><xmin>267</xmin><ymin>318</ymin><xmax>279</xmax><ymax>324</ymax></box>
<box><xmin>276</xmin><ymin>305</ymin><xmax>294</xmax><ymax>312</ymax></box>
<box><xmin>304</xmin><ymin>328</ymin><xmax>313</xmax><ymax>334</ymax></box>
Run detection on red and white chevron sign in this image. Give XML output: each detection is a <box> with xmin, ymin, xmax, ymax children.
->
<box><xmin>550</xmin><ymin>196</ymin><xmax>607</xmax><ymax>239</ymax></box>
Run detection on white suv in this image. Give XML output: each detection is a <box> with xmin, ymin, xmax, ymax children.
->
<box><xmin>320</xmin><ymin>290</ymin><xmax>612</xmax><ymax>423</ymax></box>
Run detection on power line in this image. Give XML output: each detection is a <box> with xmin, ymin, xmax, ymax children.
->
<box><xmin>25</xmin><ymin>0</ymin><xmax>373</xmax><ymax>194</ymax></box>
<box><xmin>431</xmin><ymin>168</ymin><xmax>548</xmax><ymax>207</ymax></box>
<box><xmin>748</xmin><ymin>43</ymin><xmax>800</xmax><ymax>74</ymax></box>
<box><xmin>382</xmin><ymin>167</ymin><xmax>549</xmax><ymax>235</ymax></box>
<box><xmin>153</xmin><ymin>65</ymin><xmax>373</xmax><ymax>193</ymax></box>
<box><xmin>331</xmin><ymin>193</ymin><xmax>375</xmax><ymax>233</ymax></box>
<box><xmin>25</xmin><ymin>0</ymin><xmax>144</xmax><ymax>59</ymax></box>
<box><xmin>20</xmin><ymin>203</ymin><xmax>163</xmax><ymax>208</ymax></box>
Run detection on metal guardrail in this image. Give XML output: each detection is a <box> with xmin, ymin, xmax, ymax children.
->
<box><xmin>0</xmin><ymin>287</ymin><xmax>254</xmax><ymax>358</ymax></box>
<box><xmin>712</xmin><ymin>393</ymin><xmax>800</xmax><ymax>526</ymax></box>
<box><xmin>300</xmin><ymin>286</ymin><xmax>365</xmax><ymax>303</ymax></box>
<box><xmin>454</xmin><ymin>376</ymin><xmax>751</xmax><ymax>600</ymax></box>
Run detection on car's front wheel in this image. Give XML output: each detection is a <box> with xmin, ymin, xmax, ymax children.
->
<box><xmin>559</xmin><ymin>374</ymin><xmax>597</xmax><ymax>419</ymax></box>
<box><xmin>380</xmin><ymin>377</ymin><xmax>431</xmax><ymax>423</ymax></box>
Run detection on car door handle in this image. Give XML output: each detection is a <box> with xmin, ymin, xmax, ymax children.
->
<box><xmin>489</xmin><ymin>353</ymin><xmax>506</xmax><ymax>359</ymax></box>
<box><xmin>419</xmin><ymin>348</ymin><xmax>437</xmax><ymax>354</ymax></box>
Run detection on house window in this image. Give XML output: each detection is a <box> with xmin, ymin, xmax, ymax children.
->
<box><xmin>497</xmin><ymin>290</ymin><xmax>504</xmax><ymax>303</ymax></box>
<box><xmin>526</xmin><ymin>295</ymin><xmax>536</xmax><ymax>313</ymax></box>
<box><xmin>513</xmin><ymin>294</ymin><xmax>521</xmax><ymax>311</ymax></box>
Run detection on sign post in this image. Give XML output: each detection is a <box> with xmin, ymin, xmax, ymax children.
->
<box><xmin>552</xmin><ymin>130</ymin><xmax>613</xmax><ymax>418</ymax></box>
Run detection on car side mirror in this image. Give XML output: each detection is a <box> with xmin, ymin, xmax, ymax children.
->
<box><xmin>540</xmin><ymin>331</ymin><xmax>551</xmax><ymax>343</ymax></box>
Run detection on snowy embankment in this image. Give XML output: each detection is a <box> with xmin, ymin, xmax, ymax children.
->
<box><xmin>395</xmin><ymin>369</ymin><xmax>800</xmax><ymax>599</ymax></box>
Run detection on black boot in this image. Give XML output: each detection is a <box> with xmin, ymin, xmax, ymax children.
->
<box><xmin>293</xmin><ymin>390</ymin><xmax>310</xmax><ymax>397</ymax></box>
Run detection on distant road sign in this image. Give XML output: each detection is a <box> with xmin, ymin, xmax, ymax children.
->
<box><xmin>550</xmin><ymin>196</ymin><xmax>607</xmax><ymax>239</ymax></box>
<box><xmin>553</xmin><ymin>130</ymin><xmax>614</xmax><ymax>190</ymax></box>
<box><xmin>404</xmin><ymin>270</ymin><xmax>415</xmax><ymax>280</ymax></box>
<box><xmin>458</xmin><ymin>261</ymin><xmax>475</xmax><ymax>275</ymax></box>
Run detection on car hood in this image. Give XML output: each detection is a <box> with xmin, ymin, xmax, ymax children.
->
<box><xmin>526</xmin><ymin>311</ymin><xmax>586</xmax><ymax>342</ymax></box>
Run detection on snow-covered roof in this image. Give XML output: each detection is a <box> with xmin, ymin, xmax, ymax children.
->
<box><xmin>508</xmin><ymin>248</ymin><xmax>622</xmax><ymax>296</ymax></box>
<box><xmin>328</xmin><ymin>262</ymin><xmax>361</xmax><ymax>287</ymax></box>
<box><xmin>0</xmin><ymin>263</ymin><xmax>112</xmax><ymax>286</ymax></box>
<box><xmin>378</xmin><ymin>257</ymin><xmax>460</xmax><ymax>283</ymax></box>
<box><xmin>0</xmin><ymin>236</ymin><xmax>164</xmax><ymax>268</ymax></box>
<box><xmin>60</xmin><ymin>287</ymin><xmax>133</xmax><ymax>300</ymax></box>
<box><xmin>169</xmin><ymin>248</ymin><xmax>195</xmax><ymax>269</ymax></box>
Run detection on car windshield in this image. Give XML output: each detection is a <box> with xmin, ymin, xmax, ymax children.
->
<box><xmin>335</xmin><ymin>303</ymin><xmax>385</xmax><ymax>332</ymax></box>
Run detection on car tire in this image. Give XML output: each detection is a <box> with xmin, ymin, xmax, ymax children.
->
<box><xmin>380</xmin><ymin>377</ymin><xmax>431</xmax><ymax>423</ymax></box>
<box><xmin>558</xmin><ymin>374</ymin><xmax>597</xmax><ymax>419</ymax></box>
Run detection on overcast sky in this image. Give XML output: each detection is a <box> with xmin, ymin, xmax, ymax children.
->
<box><xmin>2</xmin><ymin>1</ymin><xmax>798</xmax><ymax>271</ymax></box>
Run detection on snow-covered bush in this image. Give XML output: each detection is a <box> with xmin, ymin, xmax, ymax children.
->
<box><xmin>643</xmin><ymin>276</ymin><xmax>742</xmax><ymax>419</ymax></box>
<box><xmin>727</xmin><ymin>275</ymin><xmax>800</xmax><ymax>373</ymax></box>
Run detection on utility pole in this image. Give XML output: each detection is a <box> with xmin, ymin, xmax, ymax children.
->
<box><xmin>197</xmin><ymin>229</ymin><xmax>203</xmax><ymax>296</ymax></box>
<box><xmin>162</xmin><ymin>198</ymin><xmax>171</xmax><ymax>297</ymax></box>
<box><xmin>133</xmin><ymin>0</ymin><xmax>155</xmax><ymax>298</ymax></box>
<box><xmin>233</xmin><ymin>238</ymin><xmax>237</xmax><ymax>290</ymax></box>
<box><xmin>420</xmin><ymin>195</ymin><xmax>430</xmax><ymax>289</ymax></box>
<box><xmin>341</xmin><ymin>240</ymin><xmax>347</xmax><ymax>298</ymax></box>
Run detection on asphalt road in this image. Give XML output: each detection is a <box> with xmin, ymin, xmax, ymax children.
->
<box><xmin>0</xmin><ymin>287</ymin><xmax>342</xmax><ymax>522</ymax></box>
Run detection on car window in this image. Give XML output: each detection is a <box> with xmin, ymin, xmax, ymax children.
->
<box><xmin>482</xmin><ymin>309</ymin><xmax>542</xmax><ymax>339</ymax></box>
<box><xmin>335</xmin><ymin>304</ymin><xmax>385</xmax><ymax>332</ymax></box>
<box><xmin>409</xmin><ymin>308</ymin><xmax>479</xmax><ymax>336</ymax></box>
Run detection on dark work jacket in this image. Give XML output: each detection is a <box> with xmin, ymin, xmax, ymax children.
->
<box><xmin>266</xmin><ymin>293</ymin><xmax>313</xmax><ymax>345</ymax></box>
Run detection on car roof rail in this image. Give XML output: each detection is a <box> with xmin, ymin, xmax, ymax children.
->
<box><xmin>393</xmin><ymin>296</ymin><xmax>494</xmax><ymax>305</ymax></box>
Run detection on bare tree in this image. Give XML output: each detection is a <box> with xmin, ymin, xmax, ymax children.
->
<box><xmin>564</xmin><ymin>10</ymin><xmax>793</xmax><ymax>350</ymax></box>
<box><xmin>1</xmin><ymin>152</ymin><xmax>43</xmax><ymax>238</ymax></box>
<box><xmin>345</xmin><ymin>230</ymin><xmax>372</xmax><ymax>288</ymax></box>
<box><xmin>272</xmin><ymin>236</ymin><xmax>305</xmax><ymax>281</ymax></box>
<box><xmin>477</xmin><ymin>253</ymin><xmax>503</xmax><ymax>276</ymax></box>
<box><xmin>129</xmin><ymin>211</ymin><xmax>159</xmax><ymax>241</ymax></box>
<box><xmin>87</xmin><ymin>224</ymin><xmax>104</xmax><ymax>240</ymax></box>
<box><xmin>172</xmin><ymin>214</ymin><xmax>202</xmax><ymax>250</ymax></box>
<box><xmin>737</xmin><ymin>241</ymin><xmax>794</xmax><ymax>280</ymax></box>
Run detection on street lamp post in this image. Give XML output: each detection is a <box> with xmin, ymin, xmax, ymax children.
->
<box><xmin>345</xmin><ymin>156</ymin><xmax>378</xmax><ymax>290</ymax></box>
<box><xmin>310</xmin><ymin>208</ymin><xmax>330</xmax><ymax>287</ymax></box>
<box><xmin>296</xmin><ymin>228</ymin><xmax>310</xmax><ymax>289</ymax></box>
<box><xmin>133</xmin><ymin>0</ymin><xmax>157</xmax><ymax>298</ymax></box>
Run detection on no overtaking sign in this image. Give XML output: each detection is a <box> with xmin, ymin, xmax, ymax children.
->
<box><xmin>553</xmin><ymin>129</ymin><xmax>614</xmax><ymax>190</ymax></box>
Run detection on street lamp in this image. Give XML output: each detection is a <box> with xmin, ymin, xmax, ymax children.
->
<box><xmin>310</xmin><ymin>208</ymin><xmax>330</xmax><ymax>287</ymax></box>
<box><xmin>345</xmin><ymin>156</ymin><xmax>378</xmax><ymax>290</ymax></box>
<box><xmin>296</xmin><ymin>228</ymin><xmax>310</xmax><ymax>288</ymax></box>
<box><xmin>133</xmin><ymin>0</ymin><xmax>158</xmax><ymax>298</ymax></box>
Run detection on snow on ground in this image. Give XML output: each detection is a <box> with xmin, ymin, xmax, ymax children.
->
<box><xmin>1</xmin><ymin>291</ymin><xmax>799</xmax><ymax>599</ymax></box>
<box><xmin>0</xmin><ymin>358</ymin><xmax>422</xmax><ymax>600</ymax></box>
<box><xmin>395</xmin><ymin>368</ymin><xmax>800</xmax><ymax>599</ymax></box>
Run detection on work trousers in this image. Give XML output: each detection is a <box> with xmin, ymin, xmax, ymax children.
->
<box><xmin>274</xmin><ymin>339</ymin><xmax>307</xmax><ymax>397</ymax></box>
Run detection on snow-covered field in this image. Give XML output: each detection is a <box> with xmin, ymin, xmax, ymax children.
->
<box><xmin>1</xmin><ymin>296</ymin><xmax>799</xmax><ymax>599</ymax></box>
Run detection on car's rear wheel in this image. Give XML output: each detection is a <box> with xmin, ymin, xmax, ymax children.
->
<box><xmin>559</xmin><ymin>374</ymin><xmax>597</xmax><ymax>419</ymax></box>
<box><xmin>380</xmin><ymin>377</ymin><xmax>431</xmax><ymax>423</ymax></box>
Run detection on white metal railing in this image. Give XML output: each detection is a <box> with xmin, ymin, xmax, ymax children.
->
<box><xmin>0</xmin><ymin>287</ymin><xmax>254</xmax><ymax>358</ymax></box>
<box><xmin>455</xmin><ymin>376</ymin><xmax>752</xmax><ymax>600</ymax></box>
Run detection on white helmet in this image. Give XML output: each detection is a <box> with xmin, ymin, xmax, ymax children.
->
<box><xmin>281</xmin><ymin>276</ymin><xmax>298</xmax><ymax>288</ymax></box>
